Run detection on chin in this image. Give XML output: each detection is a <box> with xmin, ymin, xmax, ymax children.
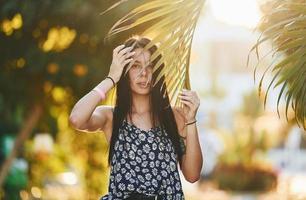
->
<box><xmin>132</xmin><ymin>89</ymin><xmax>151</xmax><ymax>95</ymax></box>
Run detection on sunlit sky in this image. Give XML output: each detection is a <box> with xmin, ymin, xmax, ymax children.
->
<box><xmin>209</xmin><ymin>0</ymin><xmax>262</xmax><ymax>28</ymax></box>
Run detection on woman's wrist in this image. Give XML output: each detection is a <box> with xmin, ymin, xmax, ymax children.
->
<box><xmin>105</xmin><ymin>76</ymin><xmax>116</xmax><ymax>88</ymax></box>
<box><xmin>185</xmin><ymin>118</ymin><xmax>197</xmax><ymax>126</ymax></box>
<box><xmin>107</xmin><ymin>73</ymin><xmax>120</xmax><ymax>84</ymax></box>
<box><xmin>92</xmin><ymin>77</ymin><xmax>114</xmax><ymax>100</ymax></box>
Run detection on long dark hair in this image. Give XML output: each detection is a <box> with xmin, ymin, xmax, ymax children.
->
<box><xmin>108</xmin><ymin>35</ymin><xmax>184</xmax><ymax>167</ymax></box>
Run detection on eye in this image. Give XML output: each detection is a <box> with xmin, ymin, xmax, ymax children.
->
<box><xmin>132</xmin><ymin>64</ymin><xmax>141</xmax><ymax>69</ymax></box>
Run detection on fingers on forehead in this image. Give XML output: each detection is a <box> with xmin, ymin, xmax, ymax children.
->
<box><xmin>114</xmin><ymin>44</ymin><xmax>125</xmax><ymax>52</ymax></box>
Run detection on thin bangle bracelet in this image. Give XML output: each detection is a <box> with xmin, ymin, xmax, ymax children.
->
<box><xmin>105</xmin><ymin>76</ymin><xmax>116</xmax><ymax>88</ymax></box>
<box><xmin>185</xmin><ymin>119</ymin><xmax>197</xmax><ymax>126</ymax></box>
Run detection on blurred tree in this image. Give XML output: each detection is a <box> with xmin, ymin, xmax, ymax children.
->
<box><xmin>213</xmin><ymin>90</ymin><xmax>278</xmax><ymax>192</ymax></box>
<box><xmin>0</xmin><ymin>0</ymin><xmax>143</xmax><ymax>193</ymax></box>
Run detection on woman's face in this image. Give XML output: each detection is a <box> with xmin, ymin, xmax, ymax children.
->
<box><xmin>128</xmin><ymin>48</ymin><xmax>153</xmax><ymax>96</ymax></box>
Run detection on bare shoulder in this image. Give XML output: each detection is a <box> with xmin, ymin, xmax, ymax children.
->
<box><xmin>171</xmin><ymin>106</ymin><xmax>187</xmax><ymax>138</ymax></box>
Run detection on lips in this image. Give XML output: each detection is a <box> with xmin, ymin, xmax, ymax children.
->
<box><xmin>137</xmin><ymin>82</ymin><xmax>149</xmax><ymax>88</ymax></box>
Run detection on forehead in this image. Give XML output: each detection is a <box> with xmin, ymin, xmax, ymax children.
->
<box><xmin>133</xmin><ymin>48</ymin><xmax>151</xmax><ymax>65</ymax></box>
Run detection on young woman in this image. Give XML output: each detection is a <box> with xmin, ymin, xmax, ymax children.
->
<box><xmin>69</xmin><ymin>36</ymin><xmax>203</xmax><ymax>200</ymax></box>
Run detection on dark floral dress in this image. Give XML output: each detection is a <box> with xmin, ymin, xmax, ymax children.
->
<box><xmin>99</xmin><ymin>119</ymin><xmax>186</xmax><ymax>200</ymax></box>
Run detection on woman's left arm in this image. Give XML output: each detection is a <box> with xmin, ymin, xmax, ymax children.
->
<box><xmin>174</xmin><ymin>89</ymin><xmax>203</xmax><ymax>183</ymax></box>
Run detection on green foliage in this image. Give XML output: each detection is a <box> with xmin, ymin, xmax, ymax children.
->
<box><xmin>0</xmin><ymin>0</ymin><xmax>124</xmax><ymax>134</ymax></box>
<box><xmin>250</xmin><ymin>0</ymin><xmax>306</xmax><ymax>129</ymax></box>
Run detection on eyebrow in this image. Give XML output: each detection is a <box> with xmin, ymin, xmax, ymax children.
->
<box><xmin>133</xmin><ymin>61</ymin><xmax>152</xmax><ymax>66</ymax></box>
<box><xmin>133</xmin><ymin>61</ymin><xmax>141</xmax><ymax>64</ymax></box>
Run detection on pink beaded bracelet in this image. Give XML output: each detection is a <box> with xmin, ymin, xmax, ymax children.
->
<box><xmin>92</xmin><ymin>87</ymin><xmax>106</xmax><ymax>100</ymax></box>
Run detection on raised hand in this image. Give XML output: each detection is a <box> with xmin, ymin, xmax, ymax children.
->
<box><xmin>178</xmin><ymin>89</ymin><xmax>200</xmax><ymax>121</ymax></box>
<box><xmin>108</xmin><ymin>44</ymin><xmax>135</xmax><ymax>83</ymax></box>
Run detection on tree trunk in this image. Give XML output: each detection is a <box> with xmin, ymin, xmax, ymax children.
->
<box><xmin>0</xmin><ymin>104</ymin><xmax>43</xmax><ymax>188</ymax></box>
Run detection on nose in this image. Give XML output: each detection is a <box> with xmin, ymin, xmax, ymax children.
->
<box><xmin>140</xmin><ymin>67</ymin><xmax>148</xmax><ymax>76</ymax></box>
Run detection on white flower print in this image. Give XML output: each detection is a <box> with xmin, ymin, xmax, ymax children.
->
<box><xmin>165</xmin><ymin>154</ymin><xmax>170</xmax><ymax>162</ymax></box>
<box><xmin>125</xmin><ymin>163</ymin><xmax>131</xmax><ymax>169</ymax></box>
<box><xmin>141</xmin><ymin>161</ymin><xmax>148</xmax><ymax>167</ymax></box>
<box><xmin>122</xmin><ymin>152</ymin><xmax>128</xmax><ymax>159</ymax></box>
<box><xmin>152</xmin><ymin>168</ymin><xmax>158</xmax><ymax>176</ymax></box>
<box><xmin>115</xmin><ymin>174</ymin><xmax>122</xmax><ymax>182</ymax></box>
<box><xmin>125</xmin><ymin>172</ymin><xmax>131</xmax><ymax>180</ymax></box>
<box><xmin>170</xmin><ymin>161</ymin><xmax>176</xmax><ymax>172</ymax></box>
<box><xmin>128</xmin><ymin>150</ymin><xmax>135</xmax><ymax>159</ymax></box>
<box><xmin>175</xmin><ymin>182</ymin><xmax>181</xmax><ymax>191</ymax></box>
<box><xmin>161</xmin><ymin>170</ymin><xmax>168</xmax><ymax>177</ymax></box>
<box><xmin>126</xmin><ymin>136</ymin><xmax>132</xmax><ymax>142</ymax></box>
<box><xmin>143</xmin><ymin>144</ymin><xmax>151</xmax><ymax>153</ymax></box>
<box><xmin>120</xmin><ymin>158</ymin><xmax>126</xmax><ymax>164</ymax></box>
<box><xmin>121</xmin><ymin>167</ymin><xmax>126</xmax><ymax>174</ymax></box>
<box><xmin>127</xmin><ymin>184</ymin><xmax>135</xmax><ymax>190</ymax></box>
<box><xmin>152</xmin><ymin>143</ymin><xmax>157</xmax><ymax>150</ymax></box>
<box><xmin>159</xmin><ymin>143</ymin><xmax>165</xmax><ymax>151</ymax></box>
<box><xmin>117</xmin><ymin>191</ymin><xmax>123</xmax><ymax>197</ymax></box>
<box><xmin>125</xmin><ymin>143</ymin><xmax>130</xmax><ymax>150</ymax></box>
<box><xmin>149</xmin><ymin>161</ymin><xmax>155</xmax><ymax>168</ymax></box>
<box><xmin>155</xmin><ymin>160</ymin><xmax>160</xmax><ymax>167</ymax></box>
<box><xmin>152</xmin><ymin>179</ymin><xmax>158</xmax><ymax>187</ymax></box>
<box><xmin>158</xmin><ymin>152</ymin><xmax>164</xmax><ymax>160</ymax></box>
<box><xmin>171</xmin><ymin>152</ymin><xmax>177</xmax><ymax>160</ymax></box>
<box><xmin>141</xmin><ymin>154</ymin><xmax>147</xmax><ymax>160</ymax></box>
<box><xmin>145</xmin><ymin>173</ymin><xmax>152</xmax><ymax>180</ymax></box>
<box><xmin>116</xmin><ymin>163</ymin><xmax>121</xmax><ymax>171</ymax></box>
<box><xmin>115</xmin><ymin>141</ymin><xmax>119</xmax><ymax>149</ymax></box>
<box><xmin>138</xmin><ymin>133</ymin><xmax>146</xmax><ymax>141</ymax></box>
<box><xmin>147</xmin><ymin>136</ymin><xmax>154</xmax><ymax>143</ymax></box>
<box><xmin>166</xmin><ymin>186</ymin><xmax>173</xmax><ymax>194</ymax></box>
<box><xmin>136</xmin><ymin>156</ymin><xmax>142</xmax><ymax>163</ymax></box>
<box><xmin>118</xmin><ymin>183</ymin><xmax>126</xmax><ymax>190</ymax></box>
<box><xmin>161</xmin><ymin>162</ymin><xmax>167</xmax><ymax>168</ymax></box>
<box><xmin>174</xmin><ymin>172</ymin><xmax>179</xmax><ymax>180</ymax></box>
<box><xmin>149</xmin><ymin>152</ymin><xmax>155</xmax><ymax>160</ymax></box>
<box><xmin>137</xmin><ymin>175</ymin><xmax>145</xmax><ymax>183</ymax></box>
<box><xmin>130</xmin><ymin>169</ymin><xmax>136</xmax><ymax>176</ymax></box>
<box><xmin>132</xmin><ymin>144</ymin><xmax>137</xmax><ymax>151</ymax></box>
<box><xmin>145</xmin><ymin>181</ymin><xmax>151</xmax><ymax>186</ymax></box>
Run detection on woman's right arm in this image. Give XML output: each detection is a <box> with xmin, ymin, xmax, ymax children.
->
<box><xmin>69</xmin><ymin>44</ymin><xmax>135</xmax><ymax>132</ymax></box>
<box><xmin>68</xmin><ymin>78</ymin><xmax>114</xmax><ymax>132</ymax></box>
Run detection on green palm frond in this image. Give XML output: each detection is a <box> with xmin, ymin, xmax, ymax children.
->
<box><xmin>249</xmin><ymin>0</ymin><xmax>306</xmax><ymax>129</ymax></box>
<box><xmin>101</xmin><ymin>0</ymin><xmax>205</xmax><ymax>106</ymax></box>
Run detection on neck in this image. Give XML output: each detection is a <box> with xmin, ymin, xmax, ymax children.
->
<box><xmin>131</xmin><ymin>93</ymin><xmax>151</xmax><ymax>114</ymax></box>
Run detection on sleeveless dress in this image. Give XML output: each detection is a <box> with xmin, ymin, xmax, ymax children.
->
<box><xmin>99</xmin><ymin>119</ymin><xmax>186</xmax><ymax>200</ymax></box>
